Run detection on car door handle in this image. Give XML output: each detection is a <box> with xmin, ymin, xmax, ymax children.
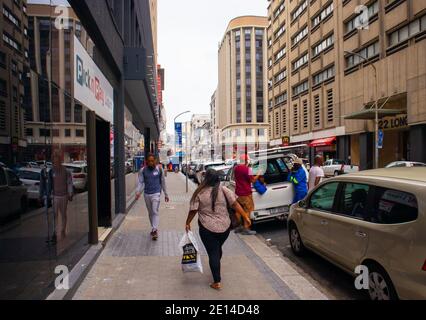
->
<box><xmin>355</xmin><ymin>231</ymin><xmax>367</xmax><ymax>238</ymax></box>
<box><xmin>320</xmin><ymin>220</ymin><xmax>328</xmax><ymax>226</ymax></box>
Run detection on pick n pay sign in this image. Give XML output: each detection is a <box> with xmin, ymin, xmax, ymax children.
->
<box><xmin>74</xmin><ymin>36</ymin><xmax>114</xmax><ymax>123</ymax></box>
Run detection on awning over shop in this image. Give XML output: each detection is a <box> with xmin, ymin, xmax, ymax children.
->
<box><xmin>309</xmin><ymin>137</ymin><xmax>336</xmax><ymax>147</ymax></box>
<box><xmin>344</xmin><ymin>109</ymin><xmax>406</xmax><ymax>120</ymax></box>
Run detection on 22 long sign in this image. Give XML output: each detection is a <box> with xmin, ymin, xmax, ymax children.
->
<box><xmin>378</xmin><ymin>115</ymin><xmax>408</xmax><ymax>131</ymax></box>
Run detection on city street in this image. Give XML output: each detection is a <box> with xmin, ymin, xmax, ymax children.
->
<box><xmin>254</xmin><ymin>222</ymin><xmax>366</xmax><ymax>300</ymax></box>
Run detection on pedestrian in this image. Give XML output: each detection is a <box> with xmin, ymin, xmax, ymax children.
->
<box><xmin>135</xmin><ymin>153</ymin><xmax>169</xmax><ymax>241</ymax></box>
<box><xmin>308</xmin><ymin>155</ymin><xmax>325</xmax><ymax>191</ymax></box>
<box><xmin>288</xmin><ymin>158</ymin><xmax>308</xmax><ymax>204</ymax></box>
<box><xmin>233</xmin><ymin>154</ymin><xmax>259</xmax><ymax>235</ymax></box>
<box><xmin>185</xmin><ymin>169</ymin><xmax>249</xmax><ymax>290</ymax></box>
<box><xmin>40</xmin><ymin>147</ymin><xmax>74</xmax><ymax>243</ymax></box>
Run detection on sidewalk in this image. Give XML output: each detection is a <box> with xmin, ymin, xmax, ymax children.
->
<box><xmin>73</xmin><ymin>173</ymin><xmax>327</xmax><ymax>300</ymax></box>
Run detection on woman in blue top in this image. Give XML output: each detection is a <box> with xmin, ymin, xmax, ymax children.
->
<box><xmin>288</xmin><ymin>158</ymin><xmax>308</xmax><ymax>204</ymax></box>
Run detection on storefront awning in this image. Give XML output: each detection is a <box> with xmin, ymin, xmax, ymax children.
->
<box><xmin>344</xmin><ymin>109</ymin><xmax>406</xmax><ymax>120</ymax></box>
<box><xmin>309</xmin><ymin>137</ymin><xmax>336</xmax><ymax>147</ymax></box>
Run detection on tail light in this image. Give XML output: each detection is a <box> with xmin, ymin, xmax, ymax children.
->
<box><xmin>422</xmin><ymin>260</ymin><xmax>426</xmax><ymax>271</ymax></box>
<box><xmin>74</xmin><ymin>174</ymin><xmax>86</xmax><ymax>179</ymax></box>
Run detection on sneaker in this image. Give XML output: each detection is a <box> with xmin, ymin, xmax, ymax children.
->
<box><xmin>240</xmin><ymin>229</ymin><xmax>257</xmax><ymax>236</ymax></box>
<box><xmin>233</xmin><ymin>226</ymin><xmax>244</xmax><ymax>234</ymax></box>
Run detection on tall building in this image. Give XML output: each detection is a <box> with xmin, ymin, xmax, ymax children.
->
<box><xmin>190</xmin><ymin>114</ymin><xmax>211</xmax><ymax>161</ymax></box>
<box><xmin>267</xmin><ymin>0</ymin><xmax>426</xmax><ymax>167</ymax></box>
<box><xmin>216</xmin><ymin>16</ymin><xmax>269</xmax><ymax>157</ymax></box>
<box><xmin>0</xmin><ymin>0</ymin><xmax>29</xmax><ymax>166</ymax></box>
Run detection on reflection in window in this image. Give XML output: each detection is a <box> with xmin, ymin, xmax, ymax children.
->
<box><xmin>310</xmin><ymin>182</ymin><xmax>339</xmax><ymax>211</ymax></box>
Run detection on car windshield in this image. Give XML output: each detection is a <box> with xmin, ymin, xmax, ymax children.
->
<box><xmin>18</xmin><ymin>171</ymin><xmax>40</xmax><ymax>181</ymax></box>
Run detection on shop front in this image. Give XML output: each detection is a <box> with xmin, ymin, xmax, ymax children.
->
<box><xmin>309</xmin><ymin>137</ymin><xmax>337</xmax><ymax>161</ymax></box>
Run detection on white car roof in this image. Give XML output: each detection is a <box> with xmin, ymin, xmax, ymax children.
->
<box><xmin>63</xmin><ymin>163</ymin><xmax>86</xmax><ymax>168</ymax></box>
<box><xmin>19</xmin><ymin>167</ymin><xmax>42</xmax><ymax>173</ymax></box>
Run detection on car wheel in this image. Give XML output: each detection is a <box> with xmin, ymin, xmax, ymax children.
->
<box><xmin>367</xmin><ymin>264</ymin><xmax>398</xmax><ymax>301</ymax></box>
<box><xmin>334</xmin><ymin>171</ymin><xmax>340</xmax><ymax>177</ymax></box>
<box><xmin>289</xmin><ymin>222</ymin><xmax>305</xmax><ymax>256</ymax></box>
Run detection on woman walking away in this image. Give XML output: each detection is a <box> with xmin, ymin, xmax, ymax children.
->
<box><xmin>185</xmin><ymin>169</ymin><xmax>249</xmax><ymax>290</ymax></box>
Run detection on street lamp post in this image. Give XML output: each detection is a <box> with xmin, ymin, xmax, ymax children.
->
<box><xmin>345</xmin><ymin>51</ymin><xmax>379</xmax><ymax>169</ymax></box>
<box><xmin>174</xmin><ymin>111</ymin><xmax>191</xmax><ymax>192</ymax></box>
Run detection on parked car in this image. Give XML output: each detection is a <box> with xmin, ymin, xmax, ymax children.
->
<box><xmin>186</xmin><ymin>163</ymin><xmax>197</xmax><ymax>178</ymax></box>
<box><xmin>323</xmin><ymin>159</ymin><xmax>359</xmax><ymax>177</ymax></box>
<box><xmin>63</xmin><ymin>163</ymin><xmax>88</xmax><ymax>191</ymax></box>
<box><xmin>287</xmin><ymin>167</ymin><xmax>426</xmax><ymax>300</ymax></box>
<box><xmin>212</xmin><ymin>165</ymin><xmax>233</xmax><ymax>181</ymax></box>
<box><xmin>194</xmin><ymin>161</ymin><xmax>225</xmax><ymax>184</ymax></box>
<box><xmin>386</xmin><ymin>161</ymin><xmax>426</xmax><ymax>168</ymax></box>
<box><xmin>0</xmin><ymin>166</ymin><xmax>28</xmax><ymax>222</ymax></box>
<box><xmin>224</xmin><ymin>150</ymin><xmax>298</xmax><ymax>223</ymax></box>
<box><xmin>17</xmin><ymin>168</ymin><xmax>43</xmax><ymax>201</ymax></box>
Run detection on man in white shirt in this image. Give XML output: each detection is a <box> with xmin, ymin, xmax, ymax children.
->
<box><xmin>309</xmin><ymin>155</ymin><xmax>325</xmax><ymax>191</ymax></box>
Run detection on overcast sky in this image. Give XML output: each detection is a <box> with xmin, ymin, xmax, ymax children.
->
<box><xmin>28</xmin><ymin>0</ymin><xmax>268</xmax><ymax>133</ymax></box>
<box><xmin>158</xmin><ymin>0</ymin><xmax>268</xmax><ymax>132</ymax></box>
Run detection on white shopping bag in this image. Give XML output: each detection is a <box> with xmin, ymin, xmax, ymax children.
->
<box><xmin>179</xmin><ymin>231</ymin><xmax>203</xmax><ymax>273</ymax></box>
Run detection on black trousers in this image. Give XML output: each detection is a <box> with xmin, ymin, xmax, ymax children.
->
<box><xmin>199</xmin><ymin>223</ymin><xmax>231</xmax><ymax>283</ymax></box>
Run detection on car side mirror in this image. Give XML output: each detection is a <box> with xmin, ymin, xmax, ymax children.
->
<box><xmin>298</xmin><ymin>200</ymin><xmax>307</xmax><ymax>209</ymax></box>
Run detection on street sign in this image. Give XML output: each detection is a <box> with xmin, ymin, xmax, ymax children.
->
<box><xmin>175</xmin><ymin>122</ymin><xmax>182</xmax><ymax>147</ymax></box>
<box><xmin>378</xmin><ymin>130</ymin><xmax>384</xmax><ymax>149</ymax></box>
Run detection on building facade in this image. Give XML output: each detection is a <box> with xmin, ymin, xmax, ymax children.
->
<box><xmin>0</xmin><ymin>0</ymin><xmax>29</xmax><ymax>166</ymax></box>
<box><xmin>0</xmin><ymin>0</ymin><xmax>160</xmax><ymax>300</ymax></box>
<box><xmin>267</xmin><ymin>0</ymin><xmax>426</xmax><ymax>167</ymax></box>
<box><xmin>216</xmin><ymin>16</ymin><xmax>270</xmax><ymax>158</ymax></box>
<box><xmin>190</xmin><ymin>113</ymin><xmax>211</xmax><ymax>161</ymax></box>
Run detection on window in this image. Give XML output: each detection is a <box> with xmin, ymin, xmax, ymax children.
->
<box><xmin>275</xmin><ymin>111</ymin><xmax>280</xmax><ymax>136</ymax></box>
<box><xmin>74</xmin><ymin>104</ymin><xmax>83</xmax><ymax>123</ymax></box>
<box><xmin>345</xmin><ymin>41</ymin><xmax>379</xmax><ymax>68</ymax></box>
<box><xmin>274</xmin><ymin>23</ymin><xmax>286</xmax><ymax>39</ymax></box>
<box><xmin>274</xmin><ymin>69</ymin><xmax>287</xmax><ymax>83</ymax></box>
<box><xmin>65</xmin><ymin>129</ymin><xmax>71</xmax><ymax>137</ymax></box>
<box><xmin>274</xmin><ymin>1</ymin><xmax>285</xmax><ymax>19</ymax></box>
<box><xmin>309</xmin><ymin>182</ymin><xmax>339</xmax><ymax>211</ymax></box>
<box><xmin>3</xmin><ymin>5</ymin><xmax>21</xmax><ymax>28</ymax></box>
<box><xmin>372</xmin><ymin>188</ymin><xmax>418</xmax><ymax>224</ymax></box>
<box><xmin>3</xmin><ymin>32</ymin><xmax>21</xmax><ymax>52</ymax></box>
<box><xmin>291</xmin><ymin>0</ymin><xmax>308</xmax><ymax>22</ymax></box>
<box><xmin>39</xmin><ymin>128</ymin><xmax>51</xmax><ymax>137</ymax></box>
<box><xmin>388</xmin><ymin>14</ymin><xmax>426</xmax><ymax>47</ymax></box>
<box><xmin>292</xmin><ymin>53</ymin><xmax>309</xmax><ymax>71</ymax></box>
<box><xmin>339</xmin><ymin>183</ymin><xmax>371</xmax><ymax>219</ymax></box>
<box><xmin>26</xmin><ymin>128</ymin><xmax>33</xmax><ymax>136</ymax></box>
<box><xmin>312</xmin><ymin>2</ymin><xmax>333</xmax><ymax>28</ymax></box>
<box><xmin>292</xmin><ymin>80</ymin><xmax>309</xmax><ymax>96</ymax></box>
<box><xmin>274</xmin><ymin>46</ymin><xmax>286</xmax><ymax>62</ymax></box>
<box><xmin>292</xmin><ymin>26</ymin><xmax>308</xmax><ymax>46</ymax></box>
<box><xmin>275</xmin><ymin>91</ymin><xmax>287</xmax><ymax>105</ymax></box>
<box><xmin>345</xmin><ymin>1</ymin><xmax>379</xmax><ymax>34</ymax></box>
<box><xmin>312</xmin><ymin>34</ymin><xmax>334</xmax><ymax>57</ymax></box>
<box><xmin>313</xmin><ymin>65</ymin><xmax>335</xmax><ymax>86</ymax></box>
<box><xmin>76</xmin><ymin>129</ymin><xmax>85</xmax><ymax>137</ymax></box>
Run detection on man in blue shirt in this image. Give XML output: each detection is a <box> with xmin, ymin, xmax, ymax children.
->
<box><xmin>136</xmin><ymin>154</ymin><xmax>169</xmax><ymax>241</ymax></box>
<box><xmin>288</xmin><ymin>158</ymin><xmax>308</xmax><ymax>204</ymax></box>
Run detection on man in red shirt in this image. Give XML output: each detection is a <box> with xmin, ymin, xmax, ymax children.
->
<box><xmin>234</xmin><ymin>154</ymin><xmax>259</xmax><ymax>235</ymax></box>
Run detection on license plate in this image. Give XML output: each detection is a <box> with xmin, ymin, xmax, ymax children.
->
<box><xmin>270</xmin><ymin>206</ymin><xmax>289</xmax><ymax>215</ymax></box>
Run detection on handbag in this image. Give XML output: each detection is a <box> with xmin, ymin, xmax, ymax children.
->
<box><xmin>253</xmin><ymin>180</ymin><xmax>267</xmax><ymax>195</ymax></box>
<box><xmin>223</xmin><ymin>188</ymin><xmax>242</xmax><ymax>230</ymax></box>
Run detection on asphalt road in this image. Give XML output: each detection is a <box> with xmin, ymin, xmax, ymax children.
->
<box><xmin>253</xmin><ymin>220</ymin><xmax>368</xmax><ymax>300</ymax></box>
